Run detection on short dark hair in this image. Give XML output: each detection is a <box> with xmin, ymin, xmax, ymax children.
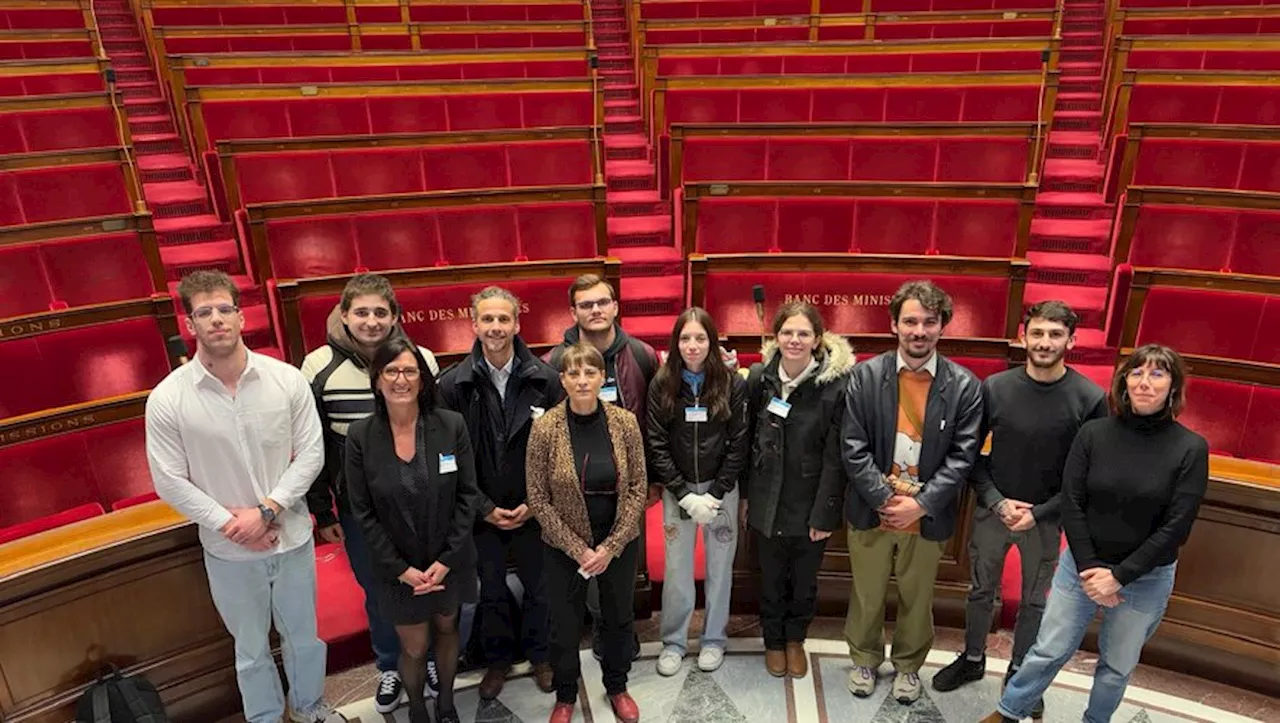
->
<box><xmin>568</xmin><ymin>274</ymin><xmax>615</xmax><ymax>306</ymax></box>
<box><xmin>558</xmin><ymin>341</ymin><xmax>606</xmax><ymax>373</ymax></box>
<box><xmin>772</xmin><ymin>300</ymin><xmax>826</xmax><ymax>338</ymax></box>
<box><xmin>1110</xmin><ymin>343</ymin><xmax>1188</xmax><ymax>418</ymax></box>
<box><xmin>341</xmin><ymin>273</ymin><xmax>400</xmax><ymax>316</ymax></box>
<box><xmin>177</xmin><ymin>270</ymin><xmax>240</xmax><ymax>315</ymax></box>
<box><xmin>1023</xmin><ymin>300</ymin><xmax>1080</xmax><ymax>335</ymax></box>
<box><xmin>889</xmin><ymin>280</ymin><xmax>953</xmax><ymax>327</ymax></box>
<box><xmin>369</xmin><ymin>337</ymin><xmax>438</xmax><ymax>418</ymax></box>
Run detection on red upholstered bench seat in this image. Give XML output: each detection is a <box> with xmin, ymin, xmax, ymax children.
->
<box><xmin>1134</xmin><ymin>286</ymin><xmax>1279</xmax><ymax>366</ymax></box>
<box><xmin>693</xmin><ymin>196</ymin><xmax>1022</xmax><ymax>256</ymax></box>
<box><xmin>164</xmin><ymin>34</ymin><xmax>355</xmax><ymax>53</ymax></box>
<box><xmin>1129</xmin><ymin>48</ymin><xmax>1280</xmax><ymax>70</ymax></box>
<box><xmin>0</xmin><ymin>107</ymin><xmax>121</xmax><ymax>155</ymax></box>
<box><xmin>0</xmin><ymin>503</ymin><xmax>105</xmax><ymax>545</ymax></box>
<box><xmin>1122</xmin><ymin>202</ymin><xmax>1280</xmax><ymax>277</ymax></box>
<box><xmin>1129</xmin><ymin>138</ymin><xmax>1280</xmax><ymax>195</ymax></box>
<box><xmin>231</xmin><ymin>140</ymin><xmax>593</xmax><ymax>206</ymax></box>
<box><xmin>681</xmin><ymin>136</ymin><xmax>1031</xmax><ymax>185</ymax></box>
<box><xmin>0</xmin><ymin>163</ymin><xmax>132</xmax><ymax>226</ymax></box>
<box><xmin>0</xmin><ymin>38</ymin><xmax>95</xmax><ymax>59</ymax></box>
<box><xmin>184</xmin><ymin>59</ymin><xmax>588</xmax><ymax>86</ymax></box>
<box><xmin>0</xmin><ymin>234</ymin><xmax>157</xmax><ymax>318</ymax></box>
<box><xmin>658</xmin><ymin>50</ymin><xmax>1045</xmax><ymax>76</ymax></box>
<box><xmin>199</xmin><ymin>91</ymin><xmax>595</xmax><ymax>148</ymax></box>
<box><xmin>0</xmin><ymin>8</ymin><xmax>88</xmax><ymax>29</ymax></box>
<box><xmin>0</xmin><ymin>71</ymin><xmax>104</xmax><ymax>97</ymax></box>
<box><xmin>0</xmin><ymin>321</ymin><xmax>169</xmax><ymax>420</ymax></box>
<box><xmin>153</xmin><ymin>2</ymin><xmax>584</xmax><ymax>26</ymax></box>
<box><xmin>1127</xmin><ymin>84</ymin><xmax>1280</xmax><ymax>126</ymax></box>
<box><xmin>259</xmin><ymin>201</ymin><xmax>599</xmax><ymax>280</ymax></box>
<box><xmin>1122</xmin><ymin>0</ymin><xmax>1280</xmax><ymax>8</ymax></box>
<box><xmin>1178</xmin><ymin>379</ymin><xmax>1280</xmax><ymax>461</ymax></box>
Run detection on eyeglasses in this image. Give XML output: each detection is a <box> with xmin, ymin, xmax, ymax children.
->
<box><xmin>777</xmin><ymin>329</ymin><xmax>815</xmax><ymax>341</ymax></box>
<box><xmin>350</xmin><ymin>308</ymin><xmax>392</xmax><ymax>320</ymax></box>
<box><xmin>574</xmin><ymin>298</ymin><xmax>613</xmax><ymax>312</ymax></box>
<box><xmin>190</xmin><ymin>304</ymin><xmax>239</xmax><ymax>320</ymax></box>
<box><xmin>381</xmin><ymin>367</ymin><xmax>421</xmax><ymax>381</ymax></box>
<box><xmin>1127</xmin><ymin>368</ymin><xmax>1169</xmax><ymax>383</ymax></box>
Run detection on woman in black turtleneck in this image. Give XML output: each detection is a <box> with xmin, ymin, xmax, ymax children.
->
<box><xmin>983</xmin><ymin>344</ymin><xmax>1209</xmax><ymax>723</ymax></box>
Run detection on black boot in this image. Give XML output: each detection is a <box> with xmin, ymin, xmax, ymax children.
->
<box><xmin>931</xmin><ymin>654</ymin><xmax>986</xmax><ymax>692</ymax></box>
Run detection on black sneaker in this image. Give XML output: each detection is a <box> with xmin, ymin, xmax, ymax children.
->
<box><xmin>373</xmin><ymin>670</ymin><xmax>403</xmax><ymax>713</ymax></box>
<box><xmin>424</xmin><ymin>658</ymin><xmax>440</xmax><ymax>699</ymax></box>
<box><xmin>931</xmin><ymin>654</ymin><xmax>985</xmax><ymax>692</ymax></box>
<box><xmin>1002</xmin><ymin>665</ymin><xmax>1044</xmax><ymax>719</ymax></box>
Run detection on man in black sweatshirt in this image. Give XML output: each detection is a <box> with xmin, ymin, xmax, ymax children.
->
<box><xmin>437</xmin><ymin>286</ymin><xmax>564</xmax><ymax>701</ymax></box>
<box><xmin>931</xmin><ymin>301</ymin><xmax>1106</xmax><ymax>716</ymax></box>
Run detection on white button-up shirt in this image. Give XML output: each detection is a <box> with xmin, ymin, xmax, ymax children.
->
<box><xmin>486</xmin><ymin>354</ymin><xmax>515</xmax><ymax>402</ymax></box>
<box><xmin>145</xmin><ymin>349</ymin><xmax>324</xmax><ymax>561</ymax></box>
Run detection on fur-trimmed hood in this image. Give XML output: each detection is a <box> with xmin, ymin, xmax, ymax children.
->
<box><xmin>759</xmin><ymin>331</ymin><xmax>856</xmax><ymax>386</ymax></box>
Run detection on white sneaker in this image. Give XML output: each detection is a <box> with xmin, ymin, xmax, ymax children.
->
<box><xmin>656</xmin><ymin>647</ymin><xmax>684</xmax><ymax>676</ymax></box>
<box><xmin>847</xmin><ymin>665</ymin><xmax>877</xmax><ymax>698</ymax></box>
<box><xmin>697</xmin><ymin>646</ymin><xmax>725</xmax><ymax>672</ymax></box>
<box><xmin>288</xmin><ymin>702</ymin><xmax>348</xmax><ymax>723</ymax></box>
<box><xmin>892</xmin><ymin>671</ymin><xmax>921</xmax><ymax>704</ymax></box>
<box><xmin>373</xmin><ymin>670</ymin><xmax>404</xmax><ymax>713</ymax></box>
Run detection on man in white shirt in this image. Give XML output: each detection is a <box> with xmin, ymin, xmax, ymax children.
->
<box><xmin>146</xmin><ymin>270</ymin><xmax>343</xmax><ymax>723</ymax></box>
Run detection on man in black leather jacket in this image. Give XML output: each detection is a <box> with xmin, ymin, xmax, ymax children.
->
<box><xmin>840</xmin><ymin>280</ymin><xmax>983</xmax><ymax>706</ymax></box>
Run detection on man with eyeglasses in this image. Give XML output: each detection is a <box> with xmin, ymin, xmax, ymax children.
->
<box><xmin>300</xmin><ymin>273</ymin><xmax>440</xmax><ymax>713</ymax></box>
<box><xmin>146</xmin><ymin>270</ymin><xmax>344</xmax><ymax>723</ymax></box>
<box><xmin>437</xmin><ymin>286</ymin><xmax>565</xmax><ymax>701</ymax></box>
<box><xmin>544</xmin><ymin>274</ymin><xmax>659</xmax><ymax>663</ymax></box>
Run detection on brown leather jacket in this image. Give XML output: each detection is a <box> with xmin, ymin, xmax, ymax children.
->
<box><xmin>524</xmin><ymin>401</ymin><xmax>648</xmax><ymax>561</ymax></box>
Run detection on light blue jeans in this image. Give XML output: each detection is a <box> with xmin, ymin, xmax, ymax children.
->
<box><xmin>999</xmin><ymin>548</ymin><xmax>1176</xmax><ymax>723</ymax></box>
<box><xmin>659</xmin><ymin>483</ymin><xmax>739</xmax><ymax>654</ymax></box>
<box><xmin>204</xmin><ymin>539</ymin><xmax>328</xmax><ymax>723</ymax></box>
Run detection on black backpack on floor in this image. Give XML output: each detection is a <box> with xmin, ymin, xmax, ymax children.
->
<box><xmin>76</xmin><ymin>667</ymin><xmax>169</xmax><ymax>723</ymax></box>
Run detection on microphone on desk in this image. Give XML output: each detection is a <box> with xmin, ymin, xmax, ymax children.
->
<box><xmin>753</xmin><ymin>284</ymin><xmax>768</xmax><ymax>353</ymax></box>
<box><xmin>167</xmin><ymin>335</ymin><xmax>189</xmax><ymax>366</ymax></box>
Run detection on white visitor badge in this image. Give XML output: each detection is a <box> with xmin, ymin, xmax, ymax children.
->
<box><xmin>599</xmin><ymin>386</ymin><xmax>619</xmax><ymax>403</ymax></box>
<box><xmin>439</xmin><ymin>454</ymin><xmax>458</xmax><ymax>474</ymax></box>
<box><xmin>685</xmin><ymin>406</ymin><xmax>708</xmax><ymax>423</ymax></box>
<box><xmin>767</xmin><ymin>397</ymin><xmax>792</xmax><ymax>419</ymax></box>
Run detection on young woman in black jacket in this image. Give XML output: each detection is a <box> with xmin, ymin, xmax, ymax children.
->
<box><xmin>646</xmin><ymin>307</ymin><xmax>749</xmax><ymax>677</ymax></box>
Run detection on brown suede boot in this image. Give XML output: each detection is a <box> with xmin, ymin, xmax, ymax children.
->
<box><xmin>765</xmin><ymin>649</ymin><xmax>787</xmax><ymax>677</ymax></box>
<box><xmin>785</xmin><ymin>642</ymin><xmax>808</xmax><ymax>678</ymax></box>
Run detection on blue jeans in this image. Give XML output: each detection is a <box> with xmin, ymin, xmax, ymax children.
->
<box><xmin>340</xmin><ymin>509</ymin><xmax>401</xmax><ymax>672</ymax></box>
<box><xmin>204</xmin><ymin>539</ymin><xmax>328</xmax><ymax>723</ymax></box>
<box><xmin>999</xmin><ymin>548</ymin><xmax>1176</xmax><ymax>723</ymax></box>
<box><xmin>659</xmin><ymin>484</ymin><xmax>738</xmax><ymax>653</ymax></box>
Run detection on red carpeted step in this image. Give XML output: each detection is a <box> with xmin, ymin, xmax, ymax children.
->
<box><xmin>1054</xmin><ymin>93</ymin><xmax>1101</xmax><ymax>113</ymax></box>
<box><xmin>1026</xmin><ymin>251</ymin><xmax>1112</xmax><ymax>286</ymax></box>
<box><xmin>605</xmin><ymin>158</ymin><xmax>656</xmax><ymax>191</ymax></box>
<box><xmin>1029</xmin><ymin>216</ymin><xmax>1112</xmax><ymax>254</ymax></box>
<box><xmin>1061</xmin><ymin>31</ymin><xmax>1098</xmax><ymax>48</ymax></box>
<box><xmin>1022</xmin><ymin>282</ymin><xmax>1108</xmax><ymax>329</ymax></box>
<box><xmin>132</xmin><ymin>131</ymin><xmax>183</xmax><ymax>154</ymax></box>
<box><xmin>621</xmin><ymin>313</ymin><xmax>681</xmax><ymax>346</ymax></box>
<box><xmin>1046</xmin><ymin>130</ymin><xmax>1098</xmax><ymax>160</ymax></box>
<box><xmin>608</xmin><ymin>213</ymin><xmax>670</xmax><ymax>246</ymax></box>
<box><xmin>129</xmin><ymin>114</ymin><xmax>175</xmax><ymax>135</ymax></box>
<box><xmin>603</xmin><ymin>83</ymin><xmax>639</xmax><ymax>102</ymax></box>
<box><xmin>1034</xmin><ymin>191</ymin><xmax>1111</xmax><ymax>220</ymax></box>
<box><xmin>159</xmin><ymin>239</ymin><xmax>243</xmax><ymax>278</ymax></box>
<box><xmin>112</xmin><ymin>51</ymin><xmax>149</xmax><ymax>69</ymax></box>
<box><xmin>103</xmin><ymin>39</ymin><xmax>147</xmax><ymax>53</ymax></box>
<box><xmin>610</xmin><ymin>243</ymin><xmax>683</xmax><ymax>277</ymax></box>
<box><xmin>604</xmin><ymin>132</ymin><xmax>647</xmax><ymax>160</ymax></box>
<box><xmin>1059</xmin><ymin>62</ymin><xmax>1103</xmax><ymax>80</ymax></box>
<box><xmin>154</xmin><ymin>214</ymin><xmax>235</xmax><ymax>245</ymax></box>
<box><xmin>1052</xmin><ymin>110</ymin><xmax>1102</xmax><ymax>132</ymax></box>
<box><xmin>1059</xmin><ymin>78</ymin><xmax>1102</xmax><ymax>94</ymax></box>
<box><xmin>117</xmin><ymin>80</ymin><xmax>160</xmax><ymax>99</ymax></box>
<box><xmin>144</xmin><ymin>180</ymin><xmax>212</xmax><ymax>218</ymax></box>
<box><xmin>604</xmin><ymin>99</ymin><xmax>640</xmax><ymax>118</ymax></box>
<box><xmin>620</xmin><ymin>275</ymin><xmax>685</xmax><ymax>316</ymax></box>
<box><xmin>1041</xmin><ymin>158</ymin><xmax>1104</xmax><ymax>193</ymax></box>
<box><xmin>1061</xmin><ymin>47</ymin><xmax>1102</xmax><ymax>63</ymax></box>
<box><xmin>600</xmin><ymin>69</ymin><xmax>635</xmax><ymax>86</ymax></box>
<box><xmin>598</xmin><ymin>42</ymin><xmax>629</xmax><ymax>57</ymax></box>
<box><xmin>608</xmin><ymin>189</ymin><xmax>669</xmax><ymax>216</ymax></box>
<box><xmin>604</xmin><ymin>113</ymin><xmax>642</xmax><ymax>134</ymax></box>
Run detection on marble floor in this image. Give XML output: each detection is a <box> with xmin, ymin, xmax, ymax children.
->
<box><xmin>318</xmin><ymin>616</ymin><xmax>1279</xmax><ymax>723</ymax></box>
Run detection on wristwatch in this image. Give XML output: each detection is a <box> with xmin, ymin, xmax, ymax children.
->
<box><xmin>258</xmin><ymin>504</ymin><xmax>277</xmax><ymax>524</ymax></box>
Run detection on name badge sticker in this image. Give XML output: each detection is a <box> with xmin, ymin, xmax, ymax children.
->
<box><xmin>685</xmin><ymin>406</ymin><xmax>708</xmax><ymax>423</ymax></box>
<box><xmin>766</xmin><ymin>397</ymin><xmax>791</xmax><ymax>419</ymax></box>
<box><xmin>599</xmin><ymin>386</ymin><xmax>619</xmax><ymax>403</ymax></box>
<box><xmin>439</xmin><ymin>454</ymin><xmax>458</xmax><ymax>474</ymax></box>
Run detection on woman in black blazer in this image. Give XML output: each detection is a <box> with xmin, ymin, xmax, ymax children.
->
<box><xmin>345</xmin><ymin>338</ymin><xmax>479</xmax><ymax>723</ymax></box>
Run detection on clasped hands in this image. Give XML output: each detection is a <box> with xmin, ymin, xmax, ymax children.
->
<box><xmin>997</xmin><ymin>499</ymin><xmax>1038</xmax><ymax>532</ymax></box>
<box><xmin>678</xmin><ymin>492</ymin><xmax>721</xmax><ymax>525</ymax></box>
<box><xmin>577</xmin><ymin>544</ymin><xmax>615</xmax><ymax>577</ymax></box>
<box><xmin>221</xmin><ymin>505</ymin><xmax>280</xmax><ymax>551</ymax></box>
<box><xmin>484</xmin><ymin>503</ymin><xmax>534</xmax><ymax>530</ymax></box>
<box><xmin>399</xmin><ymin>561</ymin><xmax>450</xmax><ymax>595</ymax></box>
<box><xmin>1079</xmin><ymin>567</ymin><xmax>1122</xmax><ymax>608</ymax></box>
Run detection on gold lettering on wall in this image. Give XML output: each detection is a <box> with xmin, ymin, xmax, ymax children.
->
<box><xmin>0</xmin><ymin>414</ymin><xmax>97</xmax><ymax>444</ymax></box>
<box><xmin>402</xmin><ymin>302</ymin><xmax>533</xmax><ymax>326</ymax></box>
<box><xmin>783</xmin><ymin>294</ymin><xmax>893</xmax><ymax>307</ymax></box>
<box><xmin>0</xmin><ymin>318</ymin><xmax>64</xmax><ymax>340</ymax></box>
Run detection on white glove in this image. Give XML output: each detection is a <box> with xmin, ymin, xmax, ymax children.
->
<box><xmin>687</xmin><ymin>493</ymin><xmax>721</xmax><ymax>525</ymax></box>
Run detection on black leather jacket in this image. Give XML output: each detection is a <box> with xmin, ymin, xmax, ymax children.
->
<box><xmin>645</xmin><ymin>373</ymin><xmax>749</xmax><ymax>500</ymax></box>
<box><xmin>841</xmin><ymin>351</ymin><xmax>984</xmax><ymax>542</ymax></box>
